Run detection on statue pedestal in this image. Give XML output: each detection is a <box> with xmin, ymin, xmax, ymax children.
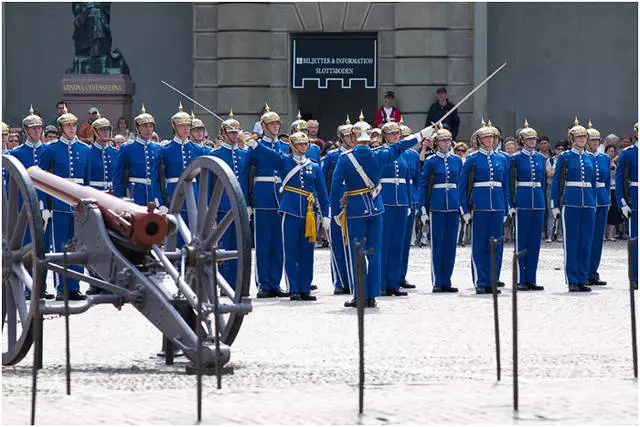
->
<box><xmin>61</xmin><ymin>74</ymin><xmax>135</xmax><ymax>129</ymax></box>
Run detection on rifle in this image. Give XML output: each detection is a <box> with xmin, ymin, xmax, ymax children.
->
<box><xmin>510</xmin><ymin>158</ymin><xmax>517</xmax><ymax>207</ymax></box>
<box><xmin>553</xmin><ymin>161</ymin><xmax>568</xmax><ymax>240</ymax></box>
<box><xmin>467</xmin><ymin>163</ymin><xmax>476</xmax><ymax>212</ymax></box>
<box><xmin>624</xmin><ymin>161</ymin><xmax>631</xmax><ymax>209</ymax></box>
<box><xmin>159</xmin><ymin>155</ymin><xmax>168</xmax><ymax>206</ymax></box>
<box><xmin>424</xmin><ymin>170</ymin><xmax>436</xmax><ymax>213</ymax></box>
<box><xmin>248</xmin><ymin>163</ymin><xmax>257</xmax><ymax>207</ymax></box>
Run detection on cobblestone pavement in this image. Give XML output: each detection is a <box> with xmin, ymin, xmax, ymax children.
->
<box><xmin>3</xmin><ymin>241</ymin><xmax>638</xmax><ymax>424</ymax></box>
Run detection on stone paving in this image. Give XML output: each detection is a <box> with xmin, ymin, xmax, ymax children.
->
<box><xmin>2</xmin><ymin>240</ymin><xmax>638</xmax><ymax>424</ymax></box>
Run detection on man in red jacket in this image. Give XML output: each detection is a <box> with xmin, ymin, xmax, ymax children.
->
<box><xmin>374</xmin><ymin>91</ymin><xmax>402</xmax><ymax>128</ymax></box>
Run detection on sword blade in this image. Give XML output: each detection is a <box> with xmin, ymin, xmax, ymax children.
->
<box><xmin>160</xmin><ymin>80</ymin><xmax>225</xmax><ymax>123</ymax></box>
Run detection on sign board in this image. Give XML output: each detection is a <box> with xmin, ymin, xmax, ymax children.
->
<box><xmin>291</xmin><ymin>37</ymin><xmax>376</xmax><ymax>89</ymax></box>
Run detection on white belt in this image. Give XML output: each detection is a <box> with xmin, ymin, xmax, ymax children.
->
<box><xmin>67</xmin><ymin>178</ymin><xmax>84</xmax><ymax>184</ymax></box>
<box><xmin>409</xmin><ymin>179</ymin><xmax>414</xmax><ymax>185</ymax></box>
<box><xmin>516</xmin><ymin>182</ymin><xmax>541</xmax><ymax>188</ymax></box>
<box><xmin>254</xmin><ymin>176</ymin><xmax>281</xmax><ymax>183</ymax></box>
<box><xmin>632</xmin><ymin>182</ymin><xmax>639</xmax><ymax>187</ymax></box>
<box><xmin>596</xmin><ymin>183</ymin><xmax>606</xmax><ymax>188</ymax></box>
<box><xmin>380</xmin><ymin>178</ymin><xmax>406</xmax><ymax>185</ymax></box>
<box><xmin>473</xmin><ymin>181</ymin><xmax>502</xmax><ymax>188</ymax></box>
<box><xmin>130</xmin><ymin>177</ymin><xmax>151</xmax><ymax>185</ymax></box>
<box><xmin>566</xmin><ymin>181</ymin><xmax>592</xmax><ymax>188</ymax></box>
<box><xmin>433</xmin><ymin>183</ymin><xmax>457</xmax><ymax>189</ymax></box>
<box><xmin>166</xmin><ymin>177</ymin><xmax>180</xmax><ymax>184</ymax></box>
<box><xmin>89</xmin><ymin>181</ymin><xmax>110</xmax><ymax>187</ymax></box>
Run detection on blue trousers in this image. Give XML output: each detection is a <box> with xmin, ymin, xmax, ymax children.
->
<box><xmin>588</xmin><ymin>206</ymin><xmax>609</xmax><ymax>280</ymax></box>
<box><xmin>217</xmin><ymin>210</ymin><xmax>238</xmax><ymax>289</ymax></box>
<box><xmin>345</xmin><ymin>214</ymin><xmax>383</xmax><ymax>299</ymax></box>
<box><xmin>253</xmin><ymin>209</ymin><xmax>283</xmax><ymax>291</ymax></box>
<box><xmin>49</xmin><ymin>211</ymin><xmax>81</xmax><ymax>292</ymax></box>
<box><xmin>562</xmin><ymin>206</ymin><xmax>595</xmax><ymax>285</ymax></box>
<box><xmin>630</xmin><ymin>209</ymin><xmax>638</xmax><ymax>283</ymax></box>
<box><xmin>429</xmin><ymin>211</ymin><xmax>459</xmax><ymax>287</ymax></box>
<box><xmin>471</xmin><ymin>211</ymin><xmax>504</xmax><ymax>289</ymax></box>
<box><xmin>399</xmin><ymin>204</ymin><xmax>416</xmax><ymax>284</ymax></box>
<box><xmin>515</xmin><ymin>209</ymin><xmax>544</xmax><ymax>285</ymax></box>
<box><xmin>329</xmin><ymin>213</ymin><xmax>350</xmax><ymax>290</ymax></box>
<box><xmin>282</xmin><ymin>214</ymin><xmax>314</xmax><ymax>294</ymax></box>
<box><xmin>381</xmin><ymin>206</ymin><xmax>408</xmax><ymax>291</ymax></box>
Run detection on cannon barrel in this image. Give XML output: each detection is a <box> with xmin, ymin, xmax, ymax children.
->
<box><xmin>27</xmin><ymin>166</ymin><xmax>169</xmax><ymax>246</ymax></box>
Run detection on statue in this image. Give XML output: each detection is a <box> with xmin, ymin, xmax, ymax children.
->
<box><xmin>68</xmin><ymin>2</ymin><xmax>130</xmax><ymax>75</ymax></box>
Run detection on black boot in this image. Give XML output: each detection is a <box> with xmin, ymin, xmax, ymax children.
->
<box><xmin>588</xmin><ymin>278</ymin><xmax>607</xmax><ymax>286</ymax></box>
<box><xmin>310</xmin><ymin>284</ymin><xmax>318</xmax><ymax>290</ymax></box>
<box><xmin>476</xmin><ymin>287</ymin><xmax>500</xmax><ymax>295</ymax></box>
<box><xmin>333</xmin><ymin>287</ymin><xmax>349</xmax><ymax>295</ymax></box>
<box><xmin>289</xmin><ymin>293</ymin><xmax>301</xmax><ymax>301</ymax></box>
<box><xmin>517</xmin><ymin>283</ymin><xmax>530</xmax><ymax>291</ymax></box>
<box><xmin>300</xmin><ymin>293</ymin><xmax>317</xmax><ymax>301</ymax></box>
<box><xmin>496</xmin><ymin>281</ymin><xmax>506</xmax><ymax>288</ymax></box>
<box><xmin>399</xmin><ymin>281</ymin><xmax>416</xmax><ymax>289</ymax></box>
<box><xmin>271</xmin><ymin>288</ymin><xmax>290</xmax><ymax>298</ymax></box>
<box><xmin>344</xmin><ymin>298</ymin><xmax>357</xmax><ymax>308</ymax></box>
<box><xmin>366</xmin><ymin>298</ymin><xmax>377</xmax><ymax>308</ymax></box>
<box><xmin>528</xmin><ymin>283</ymin><xmax>544</xmax><ymax>291</ymax></box>
<box><xmin>257</xmin><ymin>289</ymin><xmax>274</xmax><ymax>298</ymax></box>
<box><xmin>569</xmin><ymin>284</ymin><xmax>591</xmax><ymax>292</ymax></box>
<box><xmin>86</xmin><ymin>287</ymin><xmax>101</xmax><ymax>295</ymax></box>
<box><xmin>383</xmin><ymin>289</ymin><xmax>408</xmax><ymax>296</ymax></box>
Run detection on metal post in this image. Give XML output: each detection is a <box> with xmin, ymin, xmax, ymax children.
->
<box><xmin>490</xmin><ymin>237</ymin><xmax>503</xmax><ymax>382</ymax></box>
<box><xmin>211</xmin><ymin>250</ymin><xmax>222</xmax><ymax>390</ymax></box>
<box><xmin>354</xmin><ymin>238</ymin><xmax>367</xmax><ymax>415</ymax></box>
<box><xmin>628</xmin><ymin>237</ymin><xmax>638</xmax><ymax>379</ymax></box>
<box><xmin>195</xmin><ymin>253</ymin><xmax>203</xmax><ymax>423</ymax></box>
<box><xmin>30</xmin><ymin>294</ymin><xmax>44</xmax><ymax>425</ymax></box>
<box><xmin>512</xmin><ymin>248</ymin><xmax>527</xmax><ymax>412</ymax></box>
<box><xmin>63</xmin><ymin>242</ymin><xmax>71</xmax><ymax>395</ymax></box>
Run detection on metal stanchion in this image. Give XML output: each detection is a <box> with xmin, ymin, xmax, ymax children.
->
<box><xmin>354</xmin><ymin>238</ymin><xmax>368</xmax><ymax>415</ymax></box>
<box><xmin>30</xmin><ymin>292</ymin><xmax>44</xmax><ymax>425</ymax></box>
<box><xmin>628</xmin><ymin>237</ymin><xmax>638</xmax><ymax>379</ymax></box>
<box><xmin>490</xmin><ymin>237</ymin><xmax>504</xmax><ymax>382</ymax></box>
<box><xmin>195</xmin><ymin>254</ymin><xmax>204</xmax><ymax>423</ymax></box>
<box><xmin>210</xmin><ymin>251</ymin><xmax>223</xmax><ymax>390</ymax></box>
<box><xmin>512</xmin><ymin>248</ymin><xmax>527</xmax><ymax>412</ymax></box>
<box><xmin>63</xmin><ymin>242</ymin><xmax>71</xmax><ymax>395</ymax></box>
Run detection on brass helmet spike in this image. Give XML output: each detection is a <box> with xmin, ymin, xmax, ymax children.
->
<box><xmin>481</xmin><ymin>116</ymin><xmax>486</xmax><ymax>127</ymax></box>
<box><xmin>359</xmin><ymin>111</ymin><xmax>364</xmax><ymax>122</ymax></box>
<box><xmin>63</xmin><ymin>104</ymin><xmax>69</xmax><ymax>115</ymax></box>
<box><xmin>523</xmin><ymin>118</ymin><xmax>529</xmax><ymax>128</ymax></box>
<box><xmin>487</xmin><ymin>119</ymin><xmax>493</xmax><ymax>127</ymax></box>
<box><xmin>260</xmin><ymin>103</ymin><xmax>280</xmax><ymax>125</ymax></box>
<box><xmin>29</xmin><ymin>104</ymin><xmax>34</xmax><ymax>115</ymax></box>
<box><xmin>229</xmin><ymin>109</ymin><xmax>234</xmax><ymax>119</ymax></box>
<box><xmin>141</xmin><ymin>104</ymin><xmax>146</xmax><ymax>114</ymax></box>
<box><xmin>23</xmin><ymin>104</ymin><xmax>44</xmax><ymax>129</ymax></box>
<box><xmin>588</xmin><ymin>119</ymin><xmax>593</xmax><ymax>129</ymax></box>
<box><xmin>191</xmin><ymin>111</ymin><xmax>195</xmax><ymax>120</ymax></box>
<box><xmin>178</xmin><ymin>102</ymin><xmax>183</xmax><ymax>112</ymax></box>
<box><xmin>134</xmin><ymin>103</ymin><xmax>155</xmax><ymax>129</ymax></box>
<box><xmin>574</xmin><ymin>116</ymin><xmax>579</xmax><ymax>127</ymax></box>
<box><xmin>568</xmin><ymin>116</ymin><xmax>588</xmax><ymax>141</ymax></box>
<box><xmin>345</xmin><ymin>115</ymin><xmax>351</xmax><ymax>125</ymax></box>
<box><xmin>57</xmin><ymin>104</ymin><xmax>78</xmax><ymax>127</ymax></box>
<box><xmin>264</xmin><ymin>103</ymin><xmax>270</xmax><ymax>113</ymax></box>
<box><xmin>399</xmin><ymin>115</ymin><xmax>405</xmax><ymax>125</ymax></box>
<box><xmin>297</xmin><ymin>111</ymin><xmax>302</xmax><ymax>120</ymax></box>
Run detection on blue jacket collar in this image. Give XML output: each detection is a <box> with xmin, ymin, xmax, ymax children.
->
<box><xmin>571</xmin><ymin>147</ymin><xmax>585</xmax><ymax>155</ymax></box>
<box><xmin>60</xmin><ymin>136</ymin><xmax>75</xmax><ymax>146</ymax></box>
<box><xmin>172</xmin><ymin>136</ymin><xmax>189</xmax><ymax>145</ymax></box>
<box><xmin>135</xmin><ymin>136</ymin><xmax>151</xmax><ymax>146</ymax></box>
<box><xmin>436</xmin><ymin>149</ymin><xmax>450</xmax><ymax>159</ymax></box>
<box><xmin>25</xmin><ymin>140</ymin><xmax>42</xmax><ymax>149</ymax></box>
<box><xmin>479</xmin><ymin>147</ymin><xmax>494</xmax><ymax>156</ymax></box>
<box><xmin>522</xmin><ymin>148</ymin><xmax>535</xmax><ymax>156</ymax></box>
<box><xmin>93</xmin><ymin>142</ymin><xmax>108</xmax><ymax>151</ymax></box>
<box><xmin>221</xmin><ymin>142</ymin><xmax>237</xmax><ymax>150</ymax></box>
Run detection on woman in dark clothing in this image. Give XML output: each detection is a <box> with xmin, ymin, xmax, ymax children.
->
<box><xmin>605</xmin><ymin>144</ymin><xmax>622</xmax><ymax>240</ymax></box>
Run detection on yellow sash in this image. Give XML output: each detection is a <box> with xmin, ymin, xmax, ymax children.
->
<box><xmin>338</xmin><ymin>188</ymin><xmax>371</xmax><ymax>244</ymax></box>
<box><xmin>283</xmin><ymin>185</ymin><xmax>316</xmax><ymax>243</ymax></box>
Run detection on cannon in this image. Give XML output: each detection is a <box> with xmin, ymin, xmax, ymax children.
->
<box><xmin>2</xmin><ymin>154</ymin><xmax>252</xmax><ymax>369</ymax></box>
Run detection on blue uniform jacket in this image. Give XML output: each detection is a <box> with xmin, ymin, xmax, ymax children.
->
<box><xmin>589</xmin><ymin>152</ymin><xmax>611</xmax><ymax>207</ymax></box>
<box><xmin>160</xmin><ymin>137</ymin><xmax>208</xmax><ymax>205</ymax></box>
<box><xmin>510</xmin><ymin>148</ymin><xmax>546</xmax><ymax>210</ymax></box>
<box><xmin>240</xmin><ymin>136</ymin><xmax>288</xmax><ymax>210</ymax></box>
<box><xmin>458</xmin><ymin>148</ymin><xmax>511</xmax><ymax>214</ymax></box>
<box><xmin>330</xmin><ymin>135</ymin><xmax>419</xmax><ymax>219</ymax></box>
<box><xmin>88</xmin><ymin>142</ymin><xmax>118</xmax><ymax>191</ymax></box>
<box><xmin>615</xmin><ymin>144</ymin><xmax>638</xmax><ymax>211</ymax></box>
<box><xmin>210</xmin><ymin>143</ymin><xmax>248</xmax><ymax>212</ymax></box>
<box><xmin>112</xmin><ymin>137</ymin><xmax>163</xmax><ymax>206</ymax></box>
<box><xmin>403</xmin><ymin>148</ymin><xmax>421</xmax><ymax>206</ymax></box>
<box><xmin>250</xmin><ymin>142</ymin><xmax>329</xmax><ymax>218</ymax></box>
<box><xmin>379</xmin><ymin>144</ymin><xmax>412</xmax><ymax>207</ymax></box>
<box><xmin>550</xmin><ymin>147</ymin><xmax>597</xmax><ymax>209</ymax></box>
<box><xmin>420</xmin><ymin>151</ymin><xmax>462</xmax><ymax>212</ymax></box>
<box><xmin>39</xmin><ymin>137</ymin><xmax>91</xmax><ymax>212</ymax></box>
<box><xmin>8</xmin><ymin>140</ymin><xmax>48</xmax><ymax>206</ymax></box>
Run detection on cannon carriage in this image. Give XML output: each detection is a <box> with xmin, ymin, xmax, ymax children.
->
<box><xmin>2</xmin><ymin>154</ymin><xmax>252</xmax><ymax>370</ymax></box>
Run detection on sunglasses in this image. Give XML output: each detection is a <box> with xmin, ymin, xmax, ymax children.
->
<box><xmin>455</xmin><ymin>148</ymin><xmax>465</xmax><ymax>152</ymax></box>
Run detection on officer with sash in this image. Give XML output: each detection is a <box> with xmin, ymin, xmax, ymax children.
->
<box><xmin>331</xmin><ymin>113</ymin><xmax>428</xmax><ymax>308</ymax></box>
<box><xmin>509</xmin><ymin>119</ymin><xmax>546</xmax><ymax>291</ymax></box>
<box><xmin>459</xmin><ymin>119</ymin><xmax>511</xmax><ymax>294</ymax></box>
<box><xmin>550</xmin><ymin>118</ymin><xmax>597</xmax><ymax>292</ymax></box>
<box><xmin>240</xmin><ymin>103</ymin><xmax>289</xmax><ymax>298</ymax></box>
<box><xmin>210</xmin><ymin>112</ymin><xmax>248</xmax><ymax>289</ymax></box>
<box><xmin>9</xmin><ymin>106</ymin><xmax>54</xmax><ymax>299</ymax></box>
<box><xmin>289</xmin><ymin>111</ymin><xmax>321</xmax><ymax>163</ymax></box>
<box><xmin>322</xmin><ymin>116</ymin><xmax>354</xmax><ymax>294</ymax></box>
<box><xmin>112</xmin><ymin>105</ymin><xmax>163</xmax><ymax>207</ymax></box>
<box><xmin>379</xmin><ymin>117</ymin><xmax>415</xmax><ymax>296</ymax></box>
<box><xmin>40</xmin><ymin>105</ymin><xmax>90</xmax><ymax>300</ymax></box>
<box><xmin>419</xmin><ymin>123</ymin><xmax>462</xmax><ymax>292</ymax></box>
<box><xmin>244</xmin><ymin>131</ymin><xmax>330</xmax><ymax>300</ymax></box>
<box><xmin>398</xmin><ymin>121</ymin><xmax>420</xmax><ymax>289</ymax></box>
<box><xmin>585</xmin><ymin>121</ymin><xmax>610</xmax><ymax>287</ymax></box>
<box><xmin>615</xmin><ymin>123</ymin><xmax>638</xmax><ymax>290</ymax></box>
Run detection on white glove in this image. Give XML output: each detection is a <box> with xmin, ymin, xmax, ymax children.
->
<box><xmin>462</xmin><ymin>213</ymin><xmax>472</xmax><ymax>224</ymax></box>
<box><xmin>240</xmin><ymin>132</ymin><xmax>256</xmax><ymax>148</ymax></box>
<box><xmin>551</xmin><ymin>208</ymin><xmax>560</xmax><ymax>219</ymax></box>
<box><xmin>334</xmin><ymin>215</ymin><xmax>342</xmax><ymax>226</ymax></box>
<box><xmin>247</xmin><ymin>207</ymin><xmax>253</xmax><ymax>218</ymax></box>
<box><xmin>622</xmin><ymin>205</ymin><xmax>632</xmax><ymax>219</ymax></box>
<box><xmin>420</xmin><ymin>206</ymin><xmax>428</xmax><ymax>223</ymax></box>
<box><xmin>321</xmin><ymin>217</ymin><xmax>331</xmax><ymax>231</ymax></box>
<box><xmin>504</xmin><ymin>215</ymin><xmax>509</xmax><ymax>224</ymax></box>
<box><xmin>41</xmin><ymin>209</ymin><xmax>52</xmax><ymax>227</ymax></box>
<box><xmin>157</xmin><ymin>205</ymin><xmax>169</xmax><ymax>215</ymax></box>
<box><xmin>509</xmin><ymin>208</ymin><xmax>516</xmax><ymax>218</ymax></box>
<box><xmin>407</xmin><ymin>207</ymin><xmax>412</xmax><ymax>217</ymax></box>
<box><xmin>417</xmin><ymin>125</ymin><xmax>435</xmax><ymax>140</ymax></box>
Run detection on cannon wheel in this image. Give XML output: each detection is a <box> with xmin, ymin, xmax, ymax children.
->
<box><xmin>2</xmin><ymin>155</ymin><xmax>46</xmax><ymax>365</ymax></box>
<box><xmin>166</xmin><ymin>156</ymin><xmax>251</xmax><ymax>346</ymax></box>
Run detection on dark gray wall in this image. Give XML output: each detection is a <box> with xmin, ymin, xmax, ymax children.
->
<box><xmin>487</xmin><ymin>2</ymin><xmax>638</xmax><ymax>142</ymax></box>
<box><xmin>2</xmin><ymin>2</ymin><xmax>192</xmax><ymax>138</ymax></box>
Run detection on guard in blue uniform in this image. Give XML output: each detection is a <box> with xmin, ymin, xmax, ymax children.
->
<box><xmin>245</xmin><ymin>131</ymin><xmax>330</xmax><ymax>300</ymax></box>
<box><xmin>615</xmin><ymin>123</ymin><xmax>638</xmax><ymax>290</ymax></box>
<box><xmin>510</xmin><ymin>120</ymin><xmax>546</xmax><ymax>291</ymax></box>
<box><xmin>210</xmin><ymin>112</ymin><xmax>248</xmax><ymax>289</ymax></box>
<box><xmin>489</xmin><ymin>120</ymin><xmax>509</xmax><ymax>287</ymax></box>
<box><xmin>112</xmin><ymin>105</ymin><xmax>163</xmax><ymax>207</ymax></box>
<box><xmin>322</xmin><ymin>116</ymin><xmax>354</xmax><ymax>294</ymax></box>
<box><xmin>550</xmin><ymin>118</ymin><xmax>597</xmax><ymax>292</ymax></box>
<box><xmin>459</xmin><ymin>120</ymin><xmax>511</xmax><ymax>294</ymax></box>
<box><xmin>240</xmin><ymin>104</ymin><xmax>288</xmax><ymax>298</ymax></box>
<box><xmin>379</xmin><ymin>118</ymin><xmax>414</xmax><ymax>296</ymax></box>
<box><xmin>331</xmin><ymin>114</ymin><xmax>427</xmax><ymax>308</ymax></box>
<box><xmin>39</xmin><ymin>106</ymin><xmax>90</xmax><ymax>300</ymax></box>
<box><xmin>289</xmin><ymin>112</ymin><xmax>321</xmax><ymax>163</ymax></box>
<box><xmin>9</xmin><ymin>106</ymin><xmax>54</xmax><ymax>299</ymax></box>
<box><xmin>398</xmin><ymin>122</ymin><xmax>420</xmax><ymax>289</ymax></box>
<box><xmin>585</xmin><ymin>121</ymin><xmax>610</xmax><ymax>287</ymax></box>
<box><xmin>419</xmin><ymin>124</ymin><xmax>462</xmax><ymax>292</ymax></box>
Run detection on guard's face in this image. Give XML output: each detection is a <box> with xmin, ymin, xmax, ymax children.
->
<box><xmin>61</xmin><ymin>123</ymin><xmax>77</xmax><ymax>139</ymax></box>
<box><xmin>97</xmin><ymin>127</ymin><xmax>111</xmax><ymax>142</ymax></box>
<box><xmin>370</xmin><ymin>134</ymin><xmax>382</xmax><ymax>147</ymax></box>
<box><xmin>223</xmin><ymin>129</ymin><xmax>239</xmax><ymax>145</ymax></box>
<box><xmin>437</xmin><ymin>137</ymin><xmax>452</xmax><ymax>152</ymax></box>
<box><xmin>587</xmin><ymin>138</ymin><xmax>599</xmax><ymax>152</ymax></box>
<box><xmin>342</xmin><ymin>134</ymin><xmax>354</xmax><ymax>148</ymax></box>
<box><xmin>291</xmin><ymin>141</ymin><xmax>309</xmax><ymax>155</ymax></box>
<box><xmin>191</xmin><ymin>128</ymin><xmax>205</xmax><ymax>142</ymax></box>
<box><xmin>573</xmin><ymin>135</ymin><xmax>587</xmax><ymax>148</ymax></box>
<box><xmin>480</xmin><ymin>135</ymin><xmax>493</xmax><ymax>150</ymax></box>
<box><xmin>174</xmin><ymin>123</ymin><xmax>191</xmax><ymax>139</ymax></box>
<box><xmin>138</xmin><ymin>122</ymin><xmax>154</xmax><ymax>139</ymax></box>
<box><xmin>26</xmin><ymin>126</ymin><xmax>42</xmax><ymax>142</ymax></box>
<box><xmin>524</xmin><ymin>137</ymin><xmax>537</xmax><ymax>149</ymax></box>
<box><xmin>384</xmin><ymin>130</ymin><xmax>401</xmax><ymax>144</ymax></box>
<box><xmin>263</xmin><ymin>121</ymin><xmax>280</xmax><ymax>138</ymax></box>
